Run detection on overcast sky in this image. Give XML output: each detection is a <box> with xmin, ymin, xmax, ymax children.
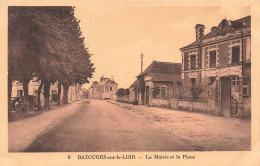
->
<box><xmin>74</xmin><ymin>4</ymin><xmax>250</xmax><ymax>89</ymax></box>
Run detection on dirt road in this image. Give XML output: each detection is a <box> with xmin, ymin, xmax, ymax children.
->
<box><xmin>25</xmin><ymin>100</ymin><xmax>250</xmax><ymax>152</ymax></box>
<box><xmin>25</xmin><ymin>100</ymin><xmax>192</xmax><ymax>152</ymax></box>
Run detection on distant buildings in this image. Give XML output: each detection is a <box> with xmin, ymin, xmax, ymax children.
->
<box><xmin>11</xmin><ymin>80</ymin><xmax>82</xmax><ymax>106</ymax></box>
<box><xmin>88</xmin><ymin>75</ymin><xmax>118</xmax><ymax>100</ymax></box>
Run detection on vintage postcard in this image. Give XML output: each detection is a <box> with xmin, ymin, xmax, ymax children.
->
<box><xmin>0</xmin><ymin>0</ymin><xmax>260</xmax><ymax>166</ymax></box>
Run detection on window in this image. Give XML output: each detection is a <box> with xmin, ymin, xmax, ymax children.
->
<box><xmin>243</xmin><ymin>85</ymin><xmax>250</xmax><ymax>96</ymax></box>
<box><xmin>153</xmin><ymin>87</ymin><xmax>160</xmax><ymax>98</ymax></box>
<box><xmin>110</xmin><ymin>87</ymin><xmax>112</xmax><ymax>91</ymax></box>
<box><xmin>190</xmin><ymin>78</ymin><xmax>196</xmax><ymax>86</ymax></box>
<box><xmin>161</xmin><ymin>87</ymin><xmax>167</xmax><ymax>98</ymax></box>
<box><xmin>17</xmin><ymin>90</ymin><xmax>23</xmax><ymax>97</ymax></box>
<box><xmin>209</xmin><ymin>51</ymin><xmax>216</xmax><ymax>68</ymax></box>
<box><xmin>232</xmin><ymin>46</ymin><xmax>240</xmax><ymax>63</ymax></box>
<box><xmin>231</xmin><ymin>76</ymin><xmax>239</xmax><ymax>92</ymax></box>
<box><xmin>190</xmin><ymin>55</ymin><xmax>196</xmax><ymax>70</ymax></box>
<box><xmin>152</xmin><ymin>86</ymin><xmax>167</xmax><ymax>98</ymax></box>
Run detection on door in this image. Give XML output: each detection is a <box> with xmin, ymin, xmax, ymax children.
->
<box><xmin>221</xmin><ymin>77</ymin><xmax>231</xmax><ymax>117</ymax></box>
<box><xmin>145</xmin><ymin>86</ymin><xmax>149</xmax><ymax>104</ymax></box>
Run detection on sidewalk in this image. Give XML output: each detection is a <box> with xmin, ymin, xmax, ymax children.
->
<box><xmin>107</xmin><ymin>100</ymin><xmax>251</xmax><ymax>151</ymax></box>
<box><xmin>8</xmin><ymin>101</ymin><xmax>84</xmax><ymax>152</ymax></box>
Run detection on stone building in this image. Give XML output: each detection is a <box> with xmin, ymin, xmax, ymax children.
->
<box><xmin>180</xmin><ymin>16</ymin><xmax>251</xmax><ymax>118</ymax></box>
<box><xmin>130</xmin><ymin>61</ymin><xmax>181</xmax><ymax>106</ymax></box>
<box><xmin>88</xmin><ymin>76</ymin><xmax>118</xmax><ymax>100</ymax></box>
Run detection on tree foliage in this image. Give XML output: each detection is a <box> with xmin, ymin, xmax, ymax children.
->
<box><xmin>179</xmin><ymin>85</ymin><xmax>204</xmax><ymax>100</ymax></box>
<box><xmin>8</xmin><ymin>7</ymin><xmax>95</xmax><ymax>111</ymax></box>
<box><xmin>116</xmin><ymin>88</ymin><xmax>130</xmax><ymax>97</ymax></box>
<box><xmin>190</xmin><ymin>86</ymin><xmax>204</xmax><ymax>100</ymax></box>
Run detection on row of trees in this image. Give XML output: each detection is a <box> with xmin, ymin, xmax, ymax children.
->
<box><xmin>8</xmin><ymin>7</ymin><xmax>95</xmax><ymax>114</ymax></box>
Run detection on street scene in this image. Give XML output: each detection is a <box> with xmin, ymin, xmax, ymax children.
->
<box><xmin>8</xmin><ymin>5</ymin><xmax>251</xmax><ymax>152</ymax></box>
<box><xmin>9</xmin><ymin>100</ymin><xmax>250</xmax><ymax>152</ymax></box>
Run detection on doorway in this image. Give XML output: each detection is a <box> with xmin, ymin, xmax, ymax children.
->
<box><xmin>145</xmin><ymin>86</ymin><xmax>149</xmax><ymax>104</ymax></box>
<box><xmin>221</xmin><ymin>77</ymin><xmax>231</xmax><ymax>117</ymax></box>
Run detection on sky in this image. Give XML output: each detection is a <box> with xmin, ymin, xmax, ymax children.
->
<box><xmin>74</xmin><ymin>4</ymin><xmax>250</xmax><ymax>89</ymax></box>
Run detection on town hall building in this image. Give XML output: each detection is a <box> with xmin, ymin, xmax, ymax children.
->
<box><xmin>180</xmin><ymin>16</ymin><xmax>251</xmax><ymax>118</ymax></box>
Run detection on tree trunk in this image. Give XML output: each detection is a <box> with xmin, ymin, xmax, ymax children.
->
<box><xmin>43</xmin><ymin>81</ymin><xmax>51</xmax><ymax>110</ymax></box>
<box><xmin>57</xmin><ymin>81</ymin><xmax>61</xmax><ymax>106</ymax></box>
<box><xmin>23</xmin><ymin>78</ymin><xmax>30</xmax><ymax>113</ymax></box>
<box><xmin>8</xmin><ymin>78</ymin><xmax>12</xmax><ymax>119</ymax></box>
<box><xmin>75</xmin><ymin>84</ymin><xmax>77</xmax><ymax>101</ymax></box>
<box><xmin>62</xmin><ymin>84</ymin><xmax>69</xmax><ymax>104</ymax></box>
<box><xmin>37</xmin><ymin>82</ymin><xmax>43</xmax><ymax>111</ymax></box>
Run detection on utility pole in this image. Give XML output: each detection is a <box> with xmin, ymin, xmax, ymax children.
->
<box><xmin>140</xmin><ymin>52</ymin><xmax>144</xmax><ymax>73</ymax></box>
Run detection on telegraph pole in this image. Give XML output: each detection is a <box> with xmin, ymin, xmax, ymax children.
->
<box><xmin>140</xmin><ymin>52</ymin><xmax>144</xmax><ymax>73</ymax></box>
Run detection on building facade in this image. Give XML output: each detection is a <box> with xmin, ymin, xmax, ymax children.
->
<box><xmin>130</xmin><ymin>61</ymin><xmax>181</xmax><ymax>106</ymax></box>
<box><xmin>180</xmin><ymin>16</ymin><xmax>251</xmax><ymax>118</ymax></box>
<box><xmin>11</xmin><ymin>80</ymin><xmax>83</xmax><ymax>106</ymax></box>
<box><xmin>88</xmin><ymin>76</ymin><xmax>118</xmax><ymax>100</ymax></box>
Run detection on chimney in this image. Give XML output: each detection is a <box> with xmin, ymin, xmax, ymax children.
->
<box><xmin>211</xmin><ymin>26</ymin><xmax>218</xmax><ymax>32</ymax></box>
<box><xmin>111</xmin><ymin>75</ymin><xmax>114</xmax><ymax>81</ymax></box>
<box><xmin>195</xmin><ymin>24</ymin><xmax>205</xmax><ymax>41</ymax></box>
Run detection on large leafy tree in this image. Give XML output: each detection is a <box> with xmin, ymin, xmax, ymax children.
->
<box><xmin>8</xmin><ymin>7</ymin><xmax>94</xmax><ymax>112</ymax></box>
<box><xmin>9</xmin><ymin>7</ymin><xmax>40</xmax><ymax>113</ymax></box>
<box><xmin>31</xmin><ymin>7</ymin><xmax>94</xmax><ymax>108</ymax></box>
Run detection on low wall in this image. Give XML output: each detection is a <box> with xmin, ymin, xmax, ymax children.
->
<box><xmin>145</xmin><ymin>97</ymin><xmax>249</xmax><ymax>118</ymax></box>
<box><xmin>243</xmin><ymin>96</ymin><xmax>251</xmax><ymax>119</ymax></box>
<box><xmin>150</xmin><ymin>98</ymin><xmax>216</xmax><ymax>115</ymax></box>
<box><xmin>117</xmin><ymin>96</ymin><xmax>130</xmax><ymax>103</ymax></box>
<box><xmin>178</xmin><ymin>99</ymin><xmax>217</xmax><ymax>115</ymax></box>
<box><xmin>169</xmin><ymin>98</ymin><xmax>179</xmax><ymax>109</ymax></box>
<box><xmin>151</xmin><ymin>99</ymin><xmax>169</xmax><ymax>108</ymax></box>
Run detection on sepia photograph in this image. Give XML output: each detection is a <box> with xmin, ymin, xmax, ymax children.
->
<box><xmin>7</xmin><ymin>5</ymin><xmax>252</xmax><ymax>152</ymax></box>
<box><xmin>1</xmin><ymin>0</ymin><xmax>260</xmax><ymax>165</ymax></box>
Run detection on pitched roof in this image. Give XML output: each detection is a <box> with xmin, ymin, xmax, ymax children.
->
<box><xmin>104</xmin><ymin>79</ymin><xmax>118</xmax><ymax>85</ymax></box>
<box><xmin>130</xmin><ymin>79</ymin><xmax>139</xmax><ymax>88</ymax></box>
<box><xmin>150</xmin><ymin>73</ymin><xmax>181</xmax><ymax>82</ymax></box>
<box><xmin>180</xmin><ymin>15</ymin><xmax>251</xmax><ymax>50</ymax></box>
<box><xmin>138</xmin><ymin>61</ymin><xmax>181</xmax><ymax>77</ymax></box>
